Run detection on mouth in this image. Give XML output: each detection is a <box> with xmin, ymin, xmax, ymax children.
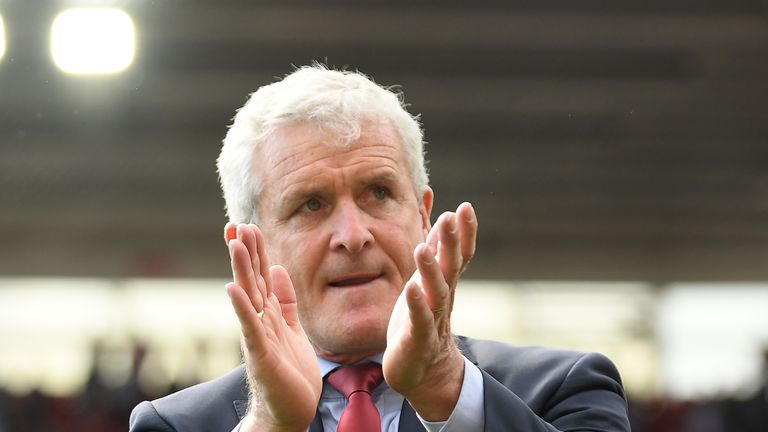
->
<box><xmin>328</xmin><ymin>273</ymin><xmax>383</xmax><ymax>288</ymax></box>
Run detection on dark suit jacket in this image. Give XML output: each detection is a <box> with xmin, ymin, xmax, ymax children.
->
<box><xmin>129</xmin><ymin>336</ymin><xmax>630</xmax><ymax>431</ymax></box>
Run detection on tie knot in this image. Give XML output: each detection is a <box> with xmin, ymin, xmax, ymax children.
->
<box><xmin>327</xmin><ymin>363</ymin><xmax>383</xmax><ymax>398</ymax></box>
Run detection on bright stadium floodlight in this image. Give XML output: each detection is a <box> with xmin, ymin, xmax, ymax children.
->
<box><xmin>50</xmin><ymin>8</ymin><xmax>135</xmax><ymax>75</ymax></box>
<box><xmin>0</xmin><ymin>14</ymin><xmax>6</xmax><ymax>62</ymax></box>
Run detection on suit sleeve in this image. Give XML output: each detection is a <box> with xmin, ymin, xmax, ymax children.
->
<box><xmin>129</xmin><ymin>400</ymin><xmax>177</xmax><ymax>432</ymax></box>
<box><xmin>482</xmin><ymin>352</ymin><xmax>630</xmax><ymax>432</ymax></box>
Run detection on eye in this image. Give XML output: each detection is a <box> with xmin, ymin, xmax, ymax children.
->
<box><xmin>304</xmin><ymin>197</ymin><xmax>322</xmax><ymax>212</ymax></box>
<box><xmin>372</xmin><ymin>186</ymin><xmax>389</xmax><ymax>200</ymax></box>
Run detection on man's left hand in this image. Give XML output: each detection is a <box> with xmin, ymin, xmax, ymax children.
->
<box><xmin>383</xmin><ymin>202</ymin><xmax>477</xmax><ymax>421</ymax></box>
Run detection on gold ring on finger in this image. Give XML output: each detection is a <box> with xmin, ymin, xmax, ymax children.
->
<box><xmin>431</xmin><ymin>305</ymin><xmax>445</xmax><ymax>317</ymax></box>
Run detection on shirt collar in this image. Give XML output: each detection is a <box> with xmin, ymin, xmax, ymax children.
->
<box><xmin>316</xmin><ymin>352</ymin><xmax>384</xmax><ymax>378</ymax></box>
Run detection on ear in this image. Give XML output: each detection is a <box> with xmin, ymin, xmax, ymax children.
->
<box><xmin>419</xmin><ymin>186</ymin><xmax>434</xmax><ymax>239</ymax></box>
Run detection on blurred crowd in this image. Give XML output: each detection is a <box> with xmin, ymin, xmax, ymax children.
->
<box><xmin>0</xmin><ymin>344</ymin><xmax>176</xmax><ymax>432</ymax></box>
<box><xmin>1</xmin><ymin>343</ymin><xmax>766</xmax><ymax>431</ymax></box>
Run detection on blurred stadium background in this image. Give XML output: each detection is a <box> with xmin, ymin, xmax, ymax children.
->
<box><xmin>1</xmin><ymin>1</ymin><xmax>767</xmax><ymax>431</ymax></box>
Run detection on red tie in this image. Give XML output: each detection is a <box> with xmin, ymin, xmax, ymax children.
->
<box><xmin>326</xmin><ymin>363</ymin><xmax>384</xmax><ymax>432</ymax></box>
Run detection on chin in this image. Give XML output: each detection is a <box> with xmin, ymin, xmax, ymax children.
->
<box><xmin>311</xmin><ymin>314</ymin><xmax>388</xmax><ymax>360</ymax></box>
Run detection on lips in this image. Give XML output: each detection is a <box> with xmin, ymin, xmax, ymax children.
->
<box><xmin>328</xmin><ymin>273</ymin><xmax>382</xmax><ymax>287</ymax></box>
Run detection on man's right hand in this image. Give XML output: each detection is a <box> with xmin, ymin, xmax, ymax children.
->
<box><xmin>225</xmin><ymin>223</ymin><xmax>322</xmax><ymax>432</ymax></box>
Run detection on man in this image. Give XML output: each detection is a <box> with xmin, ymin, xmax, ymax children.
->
<box><xmin>130</xmin><ymin>65</ymin><xmax>630</xmax><ymax>432</ymax></box>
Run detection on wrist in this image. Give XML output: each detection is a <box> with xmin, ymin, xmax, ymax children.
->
<box><xmin>403</xmin><ymin>349</ymin><xmax>465</xmax><ymax>421</ymax></box>
<box><xmin>242</xmin><ymin>404</ymin><xmax>308</xmax><ymax>432</ymax></box>
<box><xmin>241</xmin><ymin>412</ymin><xmax>306</xmax><ymax>432</ymax></box>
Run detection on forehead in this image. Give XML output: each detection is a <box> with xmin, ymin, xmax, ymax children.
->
<box><xmin>255</xmin><ymin>121</ymin><xmax>407</xmax><ymax>185</ymax></box>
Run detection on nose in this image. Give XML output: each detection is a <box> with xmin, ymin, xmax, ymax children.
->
<box><xmin>329</xmin><ymin>200</ymin><xmax>374</xmax><ymax>253</ymax></box>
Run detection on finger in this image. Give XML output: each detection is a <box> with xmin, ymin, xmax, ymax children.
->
<box><xmin>456</xmin><ymin>202</ymin><xmax>477</xmax><ymax>269</ymax></box>
<box><xmin>426</xmin><ymin>212</ymin><xmax>449</xmax><ymax>257</ymax></box>
<box><xmin>404</xmin><ymin>280</ymin><xmax>434</xmax><ymax>342</ymax></box>
<box><xmin>238</xmin><ymin>225</ymin><xmax>270</xmax><ymax>302</ymax></box>
<box><xmin>224</xmin><ymin>222</ymin><xmax>237</xmax><ymax>245</ymax></box>
<box><xmin>251</xmin><ymin>225</ymin><xmax>273</xmax><ymax>298</ymax></box>
<box><xmin>225</xmin><ymin>282</ymin><xmax>267</xmax><ymax>352</ymax></box>
<box><xmin>437</xmin><ymin>213</ymin><xmax>462</xmax><ymax>284</ymax></box>
<box><xmin>269</xmin><ymin>265</ymin><xmax>301</xmax><ymax>327</ymax></box>
<box><xmin>260</xmin><ymin>291</ymin><xmax>286</xmax><ymax>339</ymax></box>
<box><xmin>414</xmin><ymin>243</ymin><xmax>449</xmax><ymax>314</ymax></box>
<box><xmin>229</xmin><ymin>238</ymin><xmax>265</xmax><ymax>312</ymax></box>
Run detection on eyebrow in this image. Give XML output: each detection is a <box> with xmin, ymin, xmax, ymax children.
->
<box><xmin>275</xmin><ymin>166</ymin><xmax>402</xmax><ymax>212</ymax></box>
<box><xmin>285</xmin><ymin>171</ymin><xmax>396</xmax><ymax>200</ymax></box>
<box><xmin>359</xmin><ymin>169</ymin><xmax>400</xmax><ymax>187</ymax></box>
<box><xmin>279</xmin><ymin>179</ymin><xmax>330</xmax><ymax>208</ymax></box>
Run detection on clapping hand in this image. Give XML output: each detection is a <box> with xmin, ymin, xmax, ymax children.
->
<box><xmin>225</xmin><ymin>223</ymin><xmax>322</xmax><ymax>432</ymax></box>
<box><xmin>383</xmin><ymin>202</ymin><xmax>477</xmax><ymax>421</ymax></box>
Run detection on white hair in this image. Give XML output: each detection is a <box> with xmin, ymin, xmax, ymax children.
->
<box><xmin>216</xmin><ymin>65</ymin><xmax>429</xmax><ymax>223</ymax></box>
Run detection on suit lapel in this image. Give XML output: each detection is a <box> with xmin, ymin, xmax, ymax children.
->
<box><xmin>308</xmin><ymin>411</ymin><xmax>323</xmax><ymax>432</ymax></box>
<box><xmin>397</xmin><ymin>399</ymin><xmax>421</xmax><ymax>431</ymax></box>
<box><xmin>456</xmin><ymin>336</ymin><xmax>478</xmax><ymax>365</ymax></box>
<box><xmin>233</xmin><ymin>400</ymin><xmax>248</xmax><ymax>421</ymax></box>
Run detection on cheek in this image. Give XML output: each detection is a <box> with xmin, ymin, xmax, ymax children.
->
<box><xmin>265</xmin><ymin>229</ymin><xmax>300</xmax><ymax>265</ymax></box>
<box><xmin>275</xmin><ymin>237</ymin><xmax>323</xmax><ymax>290</ymax></box>
<box><xmin>382</xmin><ymin>231</ymin><xmax>419</xmax><ymax>277</ymax></box>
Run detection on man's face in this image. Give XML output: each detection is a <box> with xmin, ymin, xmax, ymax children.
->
<box><xmin>254</xmin><ymin>121</ymin><xmax>432</xmax><ymax>362</ymax></box>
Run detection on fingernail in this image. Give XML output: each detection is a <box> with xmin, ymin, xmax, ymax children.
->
<box><xmin>465</xmin><ymin>203</ymin><xmax>475</xmax><ymax>222</ymax></box>
<box><xmin>226</xmin><ymin>225</ymin><xmax>236</xmax><ymax>243</ymax></box>
<box><xmin>421</xmin><ymin>245</ymin><xmax>435</xmax><ymax>264</ymax></box>
<box><xmin>448</xmin><ymin>216</ymin><xmax>458</xmax><ymax>234</ymax></box>
<box><xmin>410</xmin><ymin>283</ymin><xmax>421</xmax><ymax>298</ymax></box>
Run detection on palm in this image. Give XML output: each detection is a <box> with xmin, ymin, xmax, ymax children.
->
<box><xmin>382</xmin><ymin>203</ymin><xmax>477</xmax><ymax>420</ymax></box>
<box><xmin>226</xmin><ymin>224</ymin><xmax>321</xmax><ymax>430</ymax></box>
<box><xmin>383</xmin><ymin>270</ymin><xmax>439</xmax><ymax>390</ymax></box>
<box><xmin>239</xmin><ymin>272</ymin><xmax>321</xmax><ymax>428</ymax></box>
